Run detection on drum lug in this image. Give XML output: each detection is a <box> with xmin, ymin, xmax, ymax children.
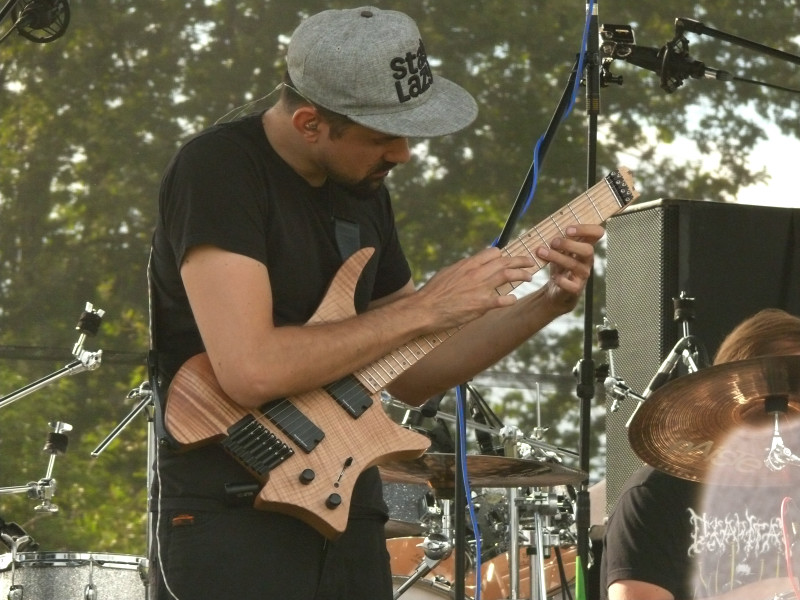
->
<box><xmin>8</xmin><ymin>584</ymin><xmax>23</xmax><ymax>600</ymax></box>
<box><xmin>84</xmin><ymin>583</ymin><xmax>97</xmax><ymax>600</ymax></box>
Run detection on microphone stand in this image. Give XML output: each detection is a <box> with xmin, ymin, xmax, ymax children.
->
<box><xmin>493</xmin><ymin>2</ymin><xmax>601</xmax><ymax>593</ymax></box>
<box><xmin>674</xmin><ymin>17</ymin><xmax>800</xmax><ymax>67</ymax></box>
<box><xmin>600</xmin><ymin>17</ymin><xmax>800</xmax><ymax>95</ymax></box>
<box><xmin>574</xmin><ymin>0</ymin><xmax>601</xmax><ymax>589</ymax></box>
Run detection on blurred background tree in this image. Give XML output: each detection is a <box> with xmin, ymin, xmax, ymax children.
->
<box><xmin>0</xmin><ymin>0</ymin><xmax>797</xmax><ymax>555</ymax></box>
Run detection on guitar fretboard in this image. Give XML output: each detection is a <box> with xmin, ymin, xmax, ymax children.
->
<box><xmin>355</xmin><ymin>167</ymin><xmax>638</xmax><ymax>394</ymax></box>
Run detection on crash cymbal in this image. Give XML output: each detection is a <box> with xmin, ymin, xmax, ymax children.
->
<box><xmin>628</xmin><ymin>355</ymin><xmax>800</xmax><ymax>486</ymax></box>
<box><xmin>379</xmin><ymin>452</ymin><xmax>586</xmax><ymax>489</ymax></box>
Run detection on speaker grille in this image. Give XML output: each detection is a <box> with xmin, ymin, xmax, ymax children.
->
<box><xmin>605</xmin><ymin>203</ymin><xmax>670</xmax><ymax>515</ymax></box>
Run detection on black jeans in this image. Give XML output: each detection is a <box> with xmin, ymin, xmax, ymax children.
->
<box><xmin>149</xmin><ymin>506</ymin><xmax>393</xmax><ymax>600</ymax></box>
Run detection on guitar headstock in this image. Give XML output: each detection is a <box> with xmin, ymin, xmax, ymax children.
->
<box><xmin>605</xmin><ymin>166</ymin><xmax>640</xmax><ymax>209</ymax></box>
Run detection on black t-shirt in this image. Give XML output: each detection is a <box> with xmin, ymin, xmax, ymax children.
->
<box><xmin>149</xmin><ymin>113</ymin><xmax>412</xmax><ymax>516</ymax></box>
<box><xmin>601</xmin><ymin>464</ymin><xmax>793</xmax><ymax>599</ymax></box>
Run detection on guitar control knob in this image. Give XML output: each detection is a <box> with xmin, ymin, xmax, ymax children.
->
<box><xmin>299</xmin><ymin>469</ymin><xmax>316</xmax><ymax>484</ymax></box>
<box><xmin>326</xmin><ymin>493</ymin><xmax>342</xmax><ymax>509</ymax></box>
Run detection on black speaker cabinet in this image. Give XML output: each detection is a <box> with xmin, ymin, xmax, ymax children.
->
<box><xmin>604</xmin><ymin>199</ymin><xmax>800</xmax><ymax>514</ymax></box>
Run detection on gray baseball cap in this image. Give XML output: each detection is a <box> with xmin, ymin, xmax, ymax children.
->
<box><xmin>286</xmin><ymin>6</ymin><xmax>478</xmax><ymax>138</ymax></box>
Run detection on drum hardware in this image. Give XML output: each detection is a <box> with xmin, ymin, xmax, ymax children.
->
<box><xmin>393</xmin><ymin>534</ymin><xmax>454</xmax><ymax>600</ymax></box>
<box><xmin>501</xmin><ymin>425</ymin><xmax>523</xmax><ymax>599</ymax></box>
<box><xmin>91</xmin><ymin>381</ymin><xmax>153</xmax><ymax>457</ymax></box>
<box><xmin>382</xmin><ymin>393</ymin><xmax>579</xmax><ymax>463</ymax></box>
<box><xmin>89</xmin><ymin>380</ymin><xmax>154</xmax><ymax>592</ymax></box>
<box><xmin>500</xmin><ymin>422</ymin><xmax>578</xmax><ymax>600</ymax></box>
<box><xmin>393</xmin><ymin>499</ymin><xmax>455</xmax><ymax>600</ymax></box>
<box><xmin>2</xmin><ymin>534</ymin><xmax>26</xmax><ymax>600</ymax></box>
<box><xmin>628</xmin><ymin>354</ymin><xmax>800</xmax><ymax>485</ymax></box>
<box><xmin>604</xmin><ymin>293</ymin><xmax>708</xmax><ymax>426</ymax></box>
<box><xmin>0</xmin><ymin>552</ymin><xmax>147</xmax><ymax>600</ymax></box>
<box><xmin>387</xmin><ymin>488</ymin><xmax>579</xmax><ymax>600</ymax></box>
<box><xmin>379</xmin><ymin>394</ymin><xmax>584</xmax><ymax>491</ymax></box>
<box><xmin>0</xmin><ymin>302</ymin><xmax>104</xmax><ymax>412</ymax></box>
<box><xmin>382</xmin><ymin>386</ymin><xmax>583</xmax><ymax>599</ymax></box>
<box><xmin>517</xmin><ymin>489</ymin><xmax>577</xmax><ymax>600</ymax></box>
<box><xmin>0</xmin><ymin>420</ymin><xmax>72</xmax><ymax>514</ymax></box>
<box><xmin>0</xmin><ymin>522</ymin><xmax>35</xmax><ymax>554</ymax></box>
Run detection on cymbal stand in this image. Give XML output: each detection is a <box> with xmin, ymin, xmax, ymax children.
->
<box><xmin>0</xmin><ymin>302</ymin><xmax>104</xmax><ymax>411</ymax></box>
<box><xmin>625</xmin><ymin>293</ymin><xmax>706</xmax><ymax>427</ymax></box>
<box><xmin>518</xmin><ymin>490</ymin><xmax>573</xmax><ymax>600</ymax></box>
<box><xmin>501</xmin><ymin>424</ymin><xmax>523</xmax><ymax>599</ymax></box>
<box><xmin>91</xmin><ymin>381</ymin><xmax>153</xmax><ymax>458</ymax></box>
<box><xmin>90</xmin><ymin>379</ymin><xmax>154</xmax><ymax>592</ymax></box>
<box><xmin>0</xmin><ymin>420</ymin><xmax>72</xmax><ymax>514</ymax></box>
<box><xmin>392</xmin><ymin>499</ymin><xmax>454</xmax><ymax>600</ymax></box>
<box><xmin>764</xmin><ymin>395</ymin><xmax>800</xmax><ymax>472</ymax></box>
<box><xmin>603</xmin><ymin>294</ymin><xmax>706</xmax><ymax>426</ymax></box>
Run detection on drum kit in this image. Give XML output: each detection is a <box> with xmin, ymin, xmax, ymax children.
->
<box><xmin>0</xmin><ymin>302</ymin><xmax>588</xmax><ymax>600</ymax></box>
<box><xmin>0</xmin><ymin>303</ymin><xmax>150</xmax><ymax>600</ymax></box>
<box><xmin>5</xmin><ymin>301</ymin><xmax>800</xmax><ymax>600</ymax></box>
<box><xmin>378</xmin><ymin>391</ymin><xmax>588</xmax><ymax>600</ymax></box>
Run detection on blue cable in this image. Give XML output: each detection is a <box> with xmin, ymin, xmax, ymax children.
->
<box><xmin>456</xmin><ymin>384</ymin><xmax>483</xmax><ymax>599</ymax></box>
<box><xmin>516</xmin><ymin>0</ymin><xmax>596</xmax><ymax>219</ymax></box>
<box><xmin>455</xmin><ymin>4</ymin><xmax>597</xmax><ymax>598</ymax></box>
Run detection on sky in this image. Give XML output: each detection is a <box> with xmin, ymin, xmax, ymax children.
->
<box><xmin>736</xmin><ymin>128</ymin><xmax>800</xmax><ymax>209</ymax></box>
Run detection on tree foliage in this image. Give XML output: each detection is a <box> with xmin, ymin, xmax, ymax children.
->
<box><xmin>0</xmin><ymin>0</ymin><xmax>797</xmax><ymax>555</ymax></box>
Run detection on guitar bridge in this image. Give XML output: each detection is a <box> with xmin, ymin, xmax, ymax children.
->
<box><xmin>223</xmin><ymin>415</ymin><xmax>294</xmax><ymax>476</ymax></box>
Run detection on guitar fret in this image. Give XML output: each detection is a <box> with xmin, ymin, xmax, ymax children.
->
<box><xmin>548</xmin><ymin>215</ymin><xmax>566</xmax><ymax>236</ymax></box>
<box><xmin>584</xmin><ymin>191</ymin><xmax>603</xmax><ymax>220</ymax></box>
<box><xmin>395</xmin><ymin>346</ymin><xmax>413</xmax><ymax>367</ymax></box>
<box><xmin>359</xmin><ymin>370</ymin><xmax>382</xmax><ymax>392</ymax></box>
<box><xmin>372</xmin><ymin>361</ymin><xmax>393</xmax><ymax>384</ymax></box>
<box><xmin>566</xmin><ymin>202</ymin><xmax>580</xmax><ymax>222</ymax></box>
<box><xmin>383</xmin><ymin>354</ymin><xmax>405</xmax><ymax>377</ymax></box>
<box><xmin>516</xmin><ymin>236</ymin><xmax>534</xmax><ymax>261</ymax></box>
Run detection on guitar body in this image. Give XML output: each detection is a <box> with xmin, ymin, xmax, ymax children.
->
<box><xmin>165</xmin><ymin>248</ymin><xmax>431</xmax><ymax>539</ymax></box>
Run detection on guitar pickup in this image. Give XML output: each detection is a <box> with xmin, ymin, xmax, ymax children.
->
<box><xmin>324</xmin><ymin>375</ymin><xmax>373</xmax><ymax>418</ymax></box>
<box><xmin>262</xmin><ymin>398</ymin><xmax>325</xmax><ymax>453</ymax></box>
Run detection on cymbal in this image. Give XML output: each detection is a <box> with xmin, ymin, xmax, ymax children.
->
<box><xmin>379</xmin><ymin>452</ymin><xmax>586</xmax><ymax>489</ymax></box>
<box><xmin>628</xmin><ymin>355</ymin><xmax>800</xmax><ymax>486</ymax></box>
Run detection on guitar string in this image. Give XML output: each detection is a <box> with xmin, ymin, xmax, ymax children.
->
<box><xmin>356</xmin><ymin>177</ymin><xmax>629</xmax><ymax>394</ymax></box>
<box><xmin>247</xmin><ymin>174</ymin><xmax>632</xmax><ymax>456</ymax></box>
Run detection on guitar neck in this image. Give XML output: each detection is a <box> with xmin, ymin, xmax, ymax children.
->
<box><xmin>355</xmin><ymin>167</ymin><xmax>639</xmax><ymax>395</ymax></box>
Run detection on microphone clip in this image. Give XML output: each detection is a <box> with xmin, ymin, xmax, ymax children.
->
<box><xmin>599</xmin><ymin>23</ymin><xmax>731</xmax><ymax>94</ymax></box>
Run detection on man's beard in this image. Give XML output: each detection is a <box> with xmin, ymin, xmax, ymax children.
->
<box><xmin>326</xmin><ymin>161</ymin><xmax>396</xmax><ymax>198</ymax></box>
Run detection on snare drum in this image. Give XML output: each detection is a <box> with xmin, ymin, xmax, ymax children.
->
<box><xmin>0</xmin><ymin>552</ymin><xmax>147</xmax><ymax>599</ymax></box>
<box><xmin>383</xmin><ymin>482</ymin><xmax>433</xmax><ymax>538</ymax></box>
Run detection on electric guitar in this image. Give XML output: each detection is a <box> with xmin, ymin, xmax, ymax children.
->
<box><xmin>164</xmin><ymin>167</ymin><xmax>640</xmax><ymax>539</ymax></box>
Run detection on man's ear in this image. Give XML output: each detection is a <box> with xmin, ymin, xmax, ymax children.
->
<box><xmin>292</xmin><ymin>107</ymin><xmax>321</xmax><ymax>139</ymax></box>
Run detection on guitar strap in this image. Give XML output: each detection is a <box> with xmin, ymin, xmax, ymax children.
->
<box><xmin>329</xmin><ymin>184</ymin><xmax>362</xmax><ymax>261</ymax></box>
<box><xmin>146</xmin><ymin>249</ymin><xmax>180</xmax><ymax>450</ymax></box>
<box><xmin>333</xmin><ymin>217</ymin><xmax>361</xmax><ymax>261</ymax></box>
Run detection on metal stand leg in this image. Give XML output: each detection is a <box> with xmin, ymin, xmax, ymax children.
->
<box><xmin>393</xmin><ymin>500</ymin><xmax>454</xmax><ymax>600</ymax></box>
